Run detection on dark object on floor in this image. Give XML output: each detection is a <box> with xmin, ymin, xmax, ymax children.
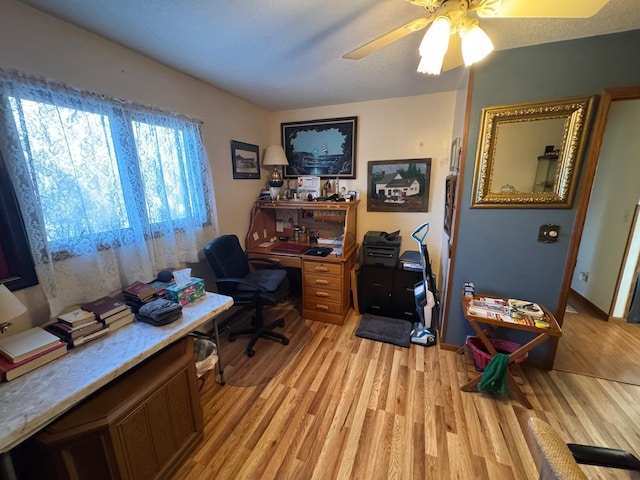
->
<box><xmin>204</xmin><ymin>234</ymin><xmax>290</xmax><ymax>357</ymax></box>
<box><xmin>355</xmin><ymin>313</ymin><xmax>412</xmax><ymax>348</ymax></box>
<box><xmin>528</xmin><ymin>417</ymin><xmax>640</xmax><ymax>479</ymax></box>
<box><xmin>135</xmin><ymin>299</ymin><xmax>182</xmax><ymax>326</ymax></box>
<box><xmin>305</xmin><ymin>246</ymin><xmax>333</xmax><ymax>257</ymax></box>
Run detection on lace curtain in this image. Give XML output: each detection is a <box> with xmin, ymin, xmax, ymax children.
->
<box><xmin>0</xmin><ymin>69</ymin><xmax>218</xmax><ymax>317</ymax></box>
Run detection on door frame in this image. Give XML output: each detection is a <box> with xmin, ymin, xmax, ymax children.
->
<box><xmin>549</xmin><ymin>86</ymin><xmax>640</xmax><ymax>368</ymax></box>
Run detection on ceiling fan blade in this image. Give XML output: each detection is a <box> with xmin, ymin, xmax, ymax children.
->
<box><xmin>442</xmin><ymin>33</ymin><xmax>463</xmax><ymax>71</ymax></box>
<box><xmin>343</xmin><ymin>17</ymin><xmax>434</xmax><ymax>60</ymax></box>
<box><xmin>478</xmin><ymin>0</ymin><xmax>610</xmax><ymax>18</ymax></box>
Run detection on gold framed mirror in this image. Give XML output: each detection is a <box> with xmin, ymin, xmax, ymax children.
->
<box><xmin>471</xmin><ymin>96</ymin><xmax>595</xmax><ymax>208</ymax></box>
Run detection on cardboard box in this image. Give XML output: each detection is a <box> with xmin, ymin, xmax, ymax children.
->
<box><xmin>165</xmin><ymin>278</ymin><xmax>205</xmax><ymax>306</ymax></box>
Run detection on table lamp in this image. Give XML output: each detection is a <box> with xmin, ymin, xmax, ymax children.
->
<box><xmin>0</xmin><ymin>283</ymin><xmax>26</xmax><ymax>333</ymax></box>
<box><xmin>263</xmin><ymin>145</ymin><xmax>289</xmax><ymax>200</ymax></box>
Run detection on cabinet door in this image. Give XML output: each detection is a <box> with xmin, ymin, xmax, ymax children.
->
<box><xmin>359</xmin><ymin>265</ymin><xmax>393</xmax><ymax>315</ymax></box>
<box><xmin>392</xmin><ymin>269</ymin><xmax>423</xmax><ymax>322</ymax></box>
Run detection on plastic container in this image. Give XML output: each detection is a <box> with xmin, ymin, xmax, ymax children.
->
<box><xmin>466</xmin><ymin>336</ymin><xmax>528</xmax><ymax>372</ymax></box>
<box><xmin>193</xmin><ymin>337</ymin><xmax>218</xmax><ymax>378</ymax></box>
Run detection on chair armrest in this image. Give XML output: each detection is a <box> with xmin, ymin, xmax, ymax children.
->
<box><xmin>568</xmin><ymin>443</ymin><xmax>640</xmax><ymax>471</ymax></box>
<box><xmin>248</xmin><ymin>257</ymin><xmax>284</xmax><ymax>269</ymax></box>
<box><xmin>215</xmin><ymin>277</ymin><xmax>267</xmax><ymax>293</ymax></box>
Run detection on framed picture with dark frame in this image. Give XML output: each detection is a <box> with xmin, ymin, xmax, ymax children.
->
<box><xmin>367</xmin><ymin>158</ymin><xmax>431</xmax><ymax>213</ymax></box>
<box><xmin>230</xmin><ymin>140</ymin><xmax>260</xmax><ymax>179</ymax></box>
<box><xmin>444</xmin><ymin>174</ymin><xmax>457</xmax><ymax>237</ymax></box>
<box><xmin>281</xmin><ymin>116</ymin><xmax>357</xmax><ymax>178</ymax></box>
<box><xmin>449</xmin><ymin>137</ymin><xmax>461</xmax><ymax>172</ymax></box>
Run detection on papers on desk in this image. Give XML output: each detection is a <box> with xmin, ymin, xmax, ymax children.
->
<box><xmin>258</xmin><ymin>242</ymin><xmax>275</xmax><ymax>247</ymax></box>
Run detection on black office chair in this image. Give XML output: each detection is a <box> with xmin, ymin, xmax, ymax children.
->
<box><xmin>204</xmin><ymin>234</ymin><xmax>289</xmax><ymax>357</ymax></box>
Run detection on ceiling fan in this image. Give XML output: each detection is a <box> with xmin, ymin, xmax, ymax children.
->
<box><xmin>343</xmin><ymin>0</ymin><xmax>610</xmax><ymax>75</ymax></box>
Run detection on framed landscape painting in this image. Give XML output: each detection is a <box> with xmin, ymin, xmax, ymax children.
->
<box><xmin>281</xmin><ymin>117</ymin><xmax>357</xmax><ymax>178</ymax></box>
<box><xmin>230</xmin><ymin>140</ymin><xmax>260</xmax><ymax>179</ymax></box>
<box><xmin>367</xmin><ymin>159</ymin><xmax>431</xmax><ymax>212</ymax></box>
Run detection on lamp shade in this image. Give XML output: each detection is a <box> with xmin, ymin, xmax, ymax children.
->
<box><xmin>417</xmin><ymin>16</ymin><xmax>451</xmax><ymax>75</ymax></box>
<box><xmin>263</xmin><ymin>145</ymin><xmax>289</xmax><ymax>166</ymax></box>
<box><xmin>460</xmin><ymin>20</ymin><xmax>494</xmax><ymax>66</ymax></box>
<box><xmin>0</xmin><ymin>284</ymin><xmax>26</xmax><ymax>324</ymax></box>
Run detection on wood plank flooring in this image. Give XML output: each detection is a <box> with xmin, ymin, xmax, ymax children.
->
<box><xmin>554</xmin><ymin>304</ymin><xmax>640</xmax><ymax>385</ymax></box>
<box><xmin>172</xmin><ymin>303</ymin><xmax>640</xmax><ymax>480</ymax></box>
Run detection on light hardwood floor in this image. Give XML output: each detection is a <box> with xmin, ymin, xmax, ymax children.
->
<box><xmin>172</xmin><ymin>303</ymin><xmax>640</xmax><ymax>480</ymax></box>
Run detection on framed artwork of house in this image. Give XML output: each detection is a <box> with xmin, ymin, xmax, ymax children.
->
<box><xmin>366</xmin><ymin>158</ymin><xmax>431</xmax><ymax>212</ymax></box>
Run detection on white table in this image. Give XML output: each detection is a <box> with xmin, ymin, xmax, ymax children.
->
<box><xmin>0</xmin><ymin>292</ymin><xmax>233</xmax><ymax>455</ymax></box>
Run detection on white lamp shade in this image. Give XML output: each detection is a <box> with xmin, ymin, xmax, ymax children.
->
<box><xmin>460</xmin><ymin>21</ymin><xmax>494</xmax><ymax>66</ymax></box>
<box><xmin>417</xmin><ymin>16</ymin><xmax>450</xmax><ymax>75</ymax></box>
<box><xmin>263</xmin><ymin>145</ymin><xmax>289</xmax><ymax>166</ymax></box>
<box><xmin>0</xmin><ymin>284</ymin><xmax>26</xmax><ymax>324</ymax></box>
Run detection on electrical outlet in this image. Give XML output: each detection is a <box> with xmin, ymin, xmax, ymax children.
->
<box><xmin>579</xmin><ymin>272</ymin><xmax>589</xmax><ymax>282</ymax></box>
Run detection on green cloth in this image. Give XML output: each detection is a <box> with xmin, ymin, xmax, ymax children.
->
<box><xmin>478</xmin><ymin>352</ymin><xmax>509</xmax><ymax>395</ymax></box>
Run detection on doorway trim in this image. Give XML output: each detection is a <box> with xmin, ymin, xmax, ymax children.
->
<box><xmin>550</xmin><ymin>86</ymin><xmax>640</xmax><ymax>368</ymax></box>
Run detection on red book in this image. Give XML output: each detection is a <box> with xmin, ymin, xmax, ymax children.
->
<box><xmin>81</xmin><ymin>296</ymin><xmax>127</xmax><ymax>320</ymax></box>
<box><xmin>0</xmin><ymin>341</ymin><xmax>67</xmax><ymax>382</ymax></box>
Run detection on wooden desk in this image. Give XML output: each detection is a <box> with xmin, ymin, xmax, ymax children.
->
<box><xmin>0</xmin><ymin>292</ymin><xmax>233</xmax><ymax>454</ymax></box>
<box><xmin>459</xmin><ymin>294</ymin><xmax>562</xmax><ymax>408</ymax></box>
<box><xmin>245</xmin><ymin>200</ymin><xmax>358</xmax><ymax>325</ymax></box>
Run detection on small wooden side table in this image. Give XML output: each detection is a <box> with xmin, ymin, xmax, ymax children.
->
<box><xmin>459</xmin><ymin>294</ymin><xmax>562</xmax><ymax>408</ymax></box>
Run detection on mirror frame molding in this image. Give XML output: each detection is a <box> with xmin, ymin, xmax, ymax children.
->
<box><xmin>471</xmin><ymin>95</ymin><xmax>595</xmax><ymax>208</ymax></box>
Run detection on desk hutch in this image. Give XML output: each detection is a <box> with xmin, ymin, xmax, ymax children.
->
<box><xmin>245</xmin><ymin>200</ymin><xmax>358</xmax><ymax>325</ymax></box>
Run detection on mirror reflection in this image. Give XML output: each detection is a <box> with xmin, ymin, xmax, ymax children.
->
<box><xmin>472</xmin><ymin>96</ymin><xmax>595</xmax><ymax>208</ymax></box>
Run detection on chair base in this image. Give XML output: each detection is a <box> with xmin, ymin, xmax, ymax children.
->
<box><xmin>229</xmin><ymin>317</ymin><xmax>289</xmax><ymax>357</ymax></box>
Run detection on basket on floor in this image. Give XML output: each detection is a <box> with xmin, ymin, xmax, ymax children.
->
<box><xmin>466</xmin><ymin>336</ymin><xmax>527</xmax><ymax>372</ymax></box>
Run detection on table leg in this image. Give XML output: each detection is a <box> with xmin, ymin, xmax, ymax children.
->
<box><xmin>212</xmin><ymin>318</ymin><xmax>225</xmax><ymax>385</ymax></box>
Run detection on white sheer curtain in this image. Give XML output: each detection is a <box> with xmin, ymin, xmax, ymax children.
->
<box><xmin>0</xmin><ymin>69</ymin><xmax>218</xmax><ymax>316</ymax></box>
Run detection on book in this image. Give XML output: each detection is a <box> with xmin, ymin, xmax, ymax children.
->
<box><xmin>81</xmin><ymin>296</ymin><xmax>127</xmax><ymax>320</ymax></box>
<box><xmin>70</xmin><ymin>326</ymin><xmax>110</xmax><ymax>348</ymax></box>
<box><xmin>107</xmin><ymin>312</ymin><xmax>135</xmax><ymax>332</ymax></box>
<box><xmin>57</xmin><ymin>308</ymin><xmax>96</xmax><ymax>328</ymax></box>
<box><xmin>0</xmin><ymin>327</ymin><xmax>63</xmax><ymax>363</ymax></box>
<box><xmin>101</xmin><ymin>306</ymin><xmax>133</xmax><ymax>325</ymax></box>
<box><xmin>0</xmin><ymin>341</ymin><xmax>67</xmax><ymax>382</ymax></box>
<box><xmin>45</xmin><ymin>320</ymin><xmax>104</xmax><ymax>341</ymax></box>
<box><xmin>508</xmin><ymin>299</ymin><xmax>544</xmax><ymax>318</ymax></box>
<box><xmin>123</xmin><ymin>281</ymin><xmax>156</xmax><ymax>301</ymax></box>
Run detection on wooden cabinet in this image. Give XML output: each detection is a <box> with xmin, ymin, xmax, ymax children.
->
<box><xmin>359</xmin><ymin>265</ymin><xmax>422</xmax><ymax>322</ymax></box>
<box><xmin>36</xmin><ymin>337</ymin><xmax>203</xmax><ymax>480</ymax></box>
<box><xmin>245</xmin><ymin>200</ymin><xmax>358</xmax><ymax>325</ymax></box>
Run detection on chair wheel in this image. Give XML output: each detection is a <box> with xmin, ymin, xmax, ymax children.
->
<box><xmin>278</xmin><ymin>319</ymin><xmax>285</xmax><ymax>328</ymax></box>
<box><xmin>246</xmin><ymin>348</ymin><xmax>255</xmax><ymax>357</ymax></box>
<box><xmin>282</xmin><ymin>338</ymin><xmax>289</xmax><ymax>345</ymax></box>
<box><xmin>228</xmin><ymin>335</ymin><xmax>236</xmax><ymax>342</ymax></box>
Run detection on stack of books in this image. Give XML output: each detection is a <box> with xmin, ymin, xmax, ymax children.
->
<box><xmin>82</xmin><ymin>295</ymin><xmax>133</xmax><ymax>333</ymax></box>
<box><xmin>45</xmin><ymin>308</ymin><xmax>108</xmax><ymax>348</ymax></box>
<box><xmin>122</xmin><ymin>279</ymin><xmax>174</xmax><ymax>312</ymax></box>
<box><xmin>0</xmin><ymin>327</ymin><xmax>67</xmax><ymax>381</ymax></box>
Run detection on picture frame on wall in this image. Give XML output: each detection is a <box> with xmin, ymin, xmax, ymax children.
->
<box><xmin>366</xmin><ymin>158</ymin><xmax>431</xmax><ymax>213</ymax></box>
<box><xmin>449</xmin><ymin>137</ymin><xmax>461</xmax><ymax>172</ymax></box>
<box><xmin>281</xmin><ymin>116</ymin><xmax>357</xmax><ymax>178</ymax></box>
<box><xmin>230</xmin><ymin>140</ymin><xmax>260</xmax><ymax>179</ymax></box>
<box><xmin>444</xmin><ymin>174</ymin><xmax>457</xmax><ymax>237</ymax></box>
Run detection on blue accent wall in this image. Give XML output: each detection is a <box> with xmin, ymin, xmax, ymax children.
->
<box><xmin>446</xmin><ymin>30</ymin><xmax>640</xmax><ymax>361</ymax></box>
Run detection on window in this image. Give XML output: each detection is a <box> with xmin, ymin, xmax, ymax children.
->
<box><xmin>0</xmin><ymin>69</ymin><xmax>218</xmax><ymax>315</ymax></box>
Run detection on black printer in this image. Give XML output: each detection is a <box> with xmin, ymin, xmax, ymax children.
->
<box><xmin>363</xmin><ymin>231</ymin><xmax>401</xmax><ymax>267</ymax></box>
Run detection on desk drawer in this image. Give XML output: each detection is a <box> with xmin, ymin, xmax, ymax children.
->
<box><xmin>303</xmin><ymin>296</ymin><xmax>342</xmax><ymax>315</ymax></box>
<box><xmin>303</xmin><ymin>261</ymin><xmax>342</xmax><ymax>276</ymax></box>
<box><xmin>304</xmin><ymin>286</ymin><xmax>342</xmax><ymax>303</ymax></box>
<box><xmin>304</xmin><ymin>273</ymin><xmax>342</xmax><ymax>291</ymax></box>
<box><xmin>249</xmin><ymin>253</ymin><xmax>301</xmax><ymax>269</ymax></box>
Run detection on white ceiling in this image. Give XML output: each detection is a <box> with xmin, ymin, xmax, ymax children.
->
<box><xmin>18</xmin><ymin>0</ymin><xmax>640</xmax><ymax>111</ymax></box>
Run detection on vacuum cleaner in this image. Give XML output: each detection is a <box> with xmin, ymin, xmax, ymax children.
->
<box><xmin>409</xmin><ymin>223</ymin><xmax>440</xmax><ymax>346</ymax></box>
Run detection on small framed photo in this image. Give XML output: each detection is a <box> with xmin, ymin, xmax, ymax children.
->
<box><xmin>230</xmin><ymin>140</ymin><xmax>260</xmax><ymax>179</ymax></box>
<box><xmin>449</xmin><ymin>137</ymin><xmax>461</xmax><ymax>172</ymax></box>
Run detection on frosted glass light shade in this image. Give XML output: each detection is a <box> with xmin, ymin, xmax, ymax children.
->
<box><xmin>417</xmin><ymin>16</ymin><xmax>450</xmax><ymax>75</ymax></box>
<box><xmin>460</xmin><ymin>21</ymin><xmax>494</xmax><ymax>66</ymax></box>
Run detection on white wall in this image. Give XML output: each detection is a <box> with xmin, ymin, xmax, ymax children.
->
<box><xmin>272</xmin><ymin>92</ymin><xmax>458</xmax><ymax>282</ymax></box>
<box><xmin>571</xmin><ymin>99</ymin><xmax>640</xmax><ymax>313</ymax></box>
<box><xmin>0</xmin><ymin>0</ymin><xmax>270</xmax><ymax>326</ymax></box>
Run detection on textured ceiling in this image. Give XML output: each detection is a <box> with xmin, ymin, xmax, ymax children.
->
<box><xmin>17</xmin><ymin>0</ymin><xmax>640</xmax><ymax>111</ymax></box>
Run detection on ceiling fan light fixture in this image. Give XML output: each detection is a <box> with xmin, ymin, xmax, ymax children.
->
<box><xmin>418</xmin><ymin>15</ymin><xmax>450</xmax><ymax>57</ymax></box>
<box><xmin>417</xmin><ymin>49</ymin><xmax>445</xmax><ymax>75</ymax></box>
<box><xmin>460</xmin><ymin>19</ymin><xmax>494</xmax><ymax>66</ymax></box>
